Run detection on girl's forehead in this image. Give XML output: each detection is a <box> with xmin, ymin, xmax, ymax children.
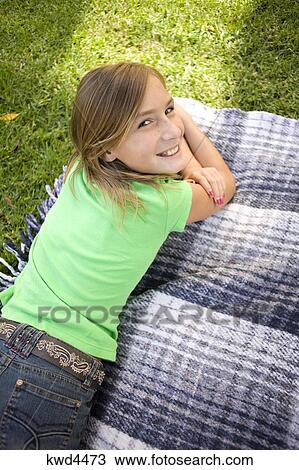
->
<box><xmin>146</xmin><ymin>74</ymin><xmax>167</xmax><ymax>93</ymax></box>
<box><xmin>139</xmin><ymin>77</ymin><xmax>171</xmax><ymax>113</ymax></box>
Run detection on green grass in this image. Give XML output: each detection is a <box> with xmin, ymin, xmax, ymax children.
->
<box><xmin>0</xmin><ymin>0</ymin><xmax>298</xmax><ymax>271</ymax></box>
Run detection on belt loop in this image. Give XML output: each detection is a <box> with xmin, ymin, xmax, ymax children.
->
<box><xmin>4</xmin><ymin>323</ymin><xmax>45</xmax><ymax>358</ymax></box>
<box><xmin>81</xmin><ymin>358</ymin><xmax>104</xmax><ymax>390</ymax></box>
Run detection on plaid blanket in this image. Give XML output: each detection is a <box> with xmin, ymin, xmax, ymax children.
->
<box><xmin>1</xmin><ymin>98</ymin><xmax>298</xmax><ymax>450</ymax></box>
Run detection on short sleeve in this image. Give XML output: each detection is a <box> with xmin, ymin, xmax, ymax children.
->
<box><xmin>163</xmin><ymin>179</ymin><xmax>193</xmax><ymax>235</ymax></box>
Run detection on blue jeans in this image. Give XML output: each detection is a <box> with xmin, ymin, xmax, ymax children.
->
<box><xmin>0</xmin><ymin>324</ymin><xmax>101</xmax><ymax>450</ymax></box>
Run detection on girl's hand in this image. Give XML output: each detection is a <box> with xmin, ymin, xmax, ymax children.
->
<box><xmin>185</xmin><ymin>167</ymin><xmax>226</xmax><ymax>206</ymax></box>
<box><xmin>179</xmin><ymin>137</ymin><xmax>226</xmax><ymax>205</ymax></box>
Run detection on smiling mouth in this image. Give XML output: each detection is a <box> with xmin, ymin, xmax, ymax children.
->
<box><xmin>157</xmin><ymin>144</ymin><xmax>180</xmax><ymax>157</ymax></box>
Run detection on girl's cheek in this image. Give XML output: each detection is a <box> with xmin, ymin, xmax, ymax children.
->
<box><xmin>175</xmin><ymin>116</ymin><xmax>185</xmax><ymax>135</ymax></box>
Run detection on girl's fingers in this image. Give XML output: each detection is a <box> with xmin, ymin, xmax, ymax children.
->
<box><xmin>191</xmin><ymin>176</ymin><xmax>211</xmax><ymax>195</ymax></box>
<box><xmin>210</xmin><ymin>170</ymin><xmax>225</xmax><ymax>205</ymax></box>
<box><xmin>209</xmin><ymin>183</ymin><xmax>225</xmax><ymax>206</ymax></box>
<box><xmin>192</xmin><ymin>177</ymin><xmax>217</xmax><ymax>200</ymax></box>
<box><xmin>187</xmin><ymin>167</ymin><xmax>226</xmax><ymax>205</ymax></box>
<box><xmin>219</xmin><ymin>174</ymin><xmax>226</xmax><ymax>197</ymax></box>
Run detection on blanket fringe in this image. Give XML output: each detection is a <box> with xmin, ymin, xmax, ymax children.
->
<box><xmin>0</xmin><ymin>166</ymin><xmax>67</xmax><ymax>291</ymax></box>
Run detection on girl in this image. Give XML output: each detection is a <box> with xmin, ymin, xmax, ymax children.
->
<box><xmin>0</xmin><ymin>62</ymin><xmax>236</xmax><ymax>450</ymax></box>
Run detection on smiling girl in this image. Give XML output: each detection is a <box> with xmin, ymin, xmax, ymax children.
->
<box><xmin>0</xmin><ymin>62</ymin><xmax>236</xmax><ymax>450</ymax></box>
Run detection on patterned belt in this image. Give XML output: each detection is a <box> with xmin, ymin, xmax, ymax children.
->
<box><xmin>0</xmin><ymin>317</ymin><xmax>105</xmax><ymax>389</ymax></box>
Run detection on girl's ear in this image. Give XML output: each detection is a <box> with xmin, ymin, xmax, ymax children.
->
<box><xmin>104</xmin><ymin>150</ymin><xmax>117</xmax><ymax>162</ymax></box>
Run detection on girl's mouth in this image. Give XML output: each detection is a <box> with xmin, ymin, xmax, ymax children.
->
<box><xmin>156</xmin><ymin>144</ymin><xmax>180</xmax><ymax>158</ymax></box>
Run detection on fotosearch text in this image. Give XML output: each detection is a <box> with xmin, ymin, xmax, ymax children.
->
<box><xmin>35</xmin><ymin>303</ymin><xmax>264</xmax><ymax>327</ymax></box>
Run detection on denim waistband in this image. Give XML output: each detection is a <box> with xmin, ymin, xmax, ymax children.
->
<box><xmin>0</xmin><ymin>316</ymin><xmax>105</xmax><ymax>390</ymax></box>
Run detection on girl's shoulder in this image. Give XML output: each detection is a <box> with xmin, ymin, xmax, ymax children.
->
<box><xmin>131</xmin><ymin>176</ymin><xmax>192</xmax><ymax>234</ymax></box>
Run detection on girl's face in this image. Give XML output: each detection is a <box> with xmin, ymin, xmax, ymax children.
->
<box><xmin>105</xmin><ymin>75</ymin><xmax>191</xmax><ymax>175</ymax></box>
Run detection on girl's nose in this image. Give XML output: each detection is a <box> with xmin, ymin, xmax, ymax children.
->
<box><xmin>161</xmin><ymin>119</ymin><xmax>182</xmax><ymax>141</ymax></box>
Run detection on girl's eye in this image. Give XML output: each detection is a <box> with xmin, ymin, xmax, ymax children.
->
<box><xmin>138</xmin><ymin>106</ymin><xmax>174</xmax><ymax>128</ymax></box>
<box><xmin>138</xmin><ymin>119</ymin><xmax>151</xmax><ymax>129</ymax></box>
<box><xmin>165</xmin><ymin>106</ymin><xmax>174</xmax><ymax>115</ymax></box>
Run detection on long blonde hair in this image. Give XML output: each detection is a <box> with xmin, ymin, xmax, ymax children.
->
<box><xmin>63</xmin><ymin>62</ymin><xmax>182</xmax><ymax>229</ymax></box>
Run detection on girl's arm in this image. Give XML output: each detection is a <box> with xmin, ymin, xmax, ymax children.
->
<box><xmin>176</xmin><ymin>102</ymin><xmax>235</xmax><ymax>178</ymax></box>
<box><xmin>176</xmin><ymin>102</ymin><xmax>236</xmax><ymax>204</ymax></box>
<box><xmin>179</xmin><ymin>136</ymin><xmax>204</xmax><ymax>179</ymax></box>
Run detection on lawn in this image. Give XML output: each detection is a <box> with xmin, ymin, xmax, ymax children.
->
<box><xmin>0</xmin><ymin>0</ymin><xmax>298</xmax><ymax>271</ymax></box>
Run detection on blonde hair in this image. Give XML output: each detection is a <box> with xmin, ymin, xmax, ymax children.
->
<box><xmin>63</xmin><ymin>62</ymin><xmax>182</xmax><ymax>229</ymax></box>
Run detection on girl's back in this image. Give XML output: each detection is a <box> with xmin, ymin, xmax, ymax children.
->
<box><xmin>0</xmin><ymin>157</ymin><xmax>192</xmax><ymax>362</ymax></box>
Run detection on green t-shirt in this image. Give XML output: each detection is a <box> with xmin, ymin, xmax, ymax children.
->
<box><xmin>0</xmin><ymin>161</ymin><xmax>192</xmax><ymax>361</ymax></box>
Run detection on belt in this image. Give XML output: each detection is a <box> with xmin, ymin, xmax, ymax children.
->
<box><xmin>0</xmin><ymin>317</ymin><xmax>105</xmax><ymax>389</ymax></box>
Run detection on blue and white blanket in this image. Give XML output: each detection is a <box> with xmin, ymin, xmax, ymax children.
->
<box><xmin>1</xmin><ymin>98</ymin><xmax>298</xmax><ymax>449</ymax></box>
